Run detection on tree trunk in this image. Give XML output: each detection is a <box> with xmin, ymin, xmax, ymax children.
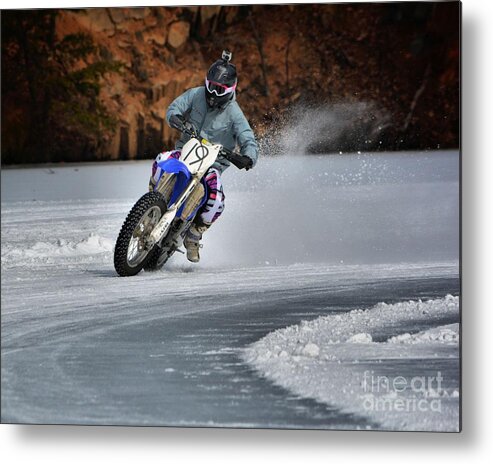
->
<box><xmin>248</xmin><ymin>10</ymin><xmax>270</xmax><ymax>98</ymax></box>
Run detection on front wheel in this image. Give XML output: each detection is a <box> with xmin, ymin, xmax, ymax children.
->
<box><xmin>143</xmin><ymin>243</ymin><xmax>175</xmax><ymax>272</ymax></box>
<box><xmin>114</xmin><ymin>192</ymin><xmax>167</xmax><ymax>276</ymax></box>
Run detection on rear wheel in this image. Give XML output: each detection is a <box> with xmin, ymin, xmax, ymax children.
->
<box><xmin>114</xmin><ymin>192</ymin><xmax>167</xmax><ymax>276</ymax></box>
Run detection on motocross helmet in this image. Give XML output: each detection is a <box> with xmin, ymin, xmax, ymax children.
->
<box><xmin>205</xmin><ymin>50</ymin><xmax>237</xmax><ymax>109</ymax></box>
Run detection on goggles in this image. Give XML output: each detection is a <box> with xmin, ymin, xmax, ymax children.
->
<box><xmin>205</xmin><ymin>78</ymin><xmax>237</xmax><ymax>97</ymax></box>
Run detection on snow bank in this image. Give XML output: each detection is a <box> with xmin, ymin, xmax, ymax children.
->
<box><xmin>243</xmin><ymin>295</ymin><xmax>460</xmax><ymax>431</ymax></box>
<box><xmin>388</xmin><ymin>323</ymin><xmax>459</xmax><ymax>345</ymax></box>
<box><xmin>1</xmin><ymin>233</ymin><xmax>114</xmax><ymax>266</ymax></box>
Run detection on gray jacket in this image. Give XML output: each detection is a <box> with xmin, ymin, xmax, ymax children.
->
<box><xmin>166</xmin><ymin>87</ymin><xmax>258</xmax><ymax>172</ymax></box>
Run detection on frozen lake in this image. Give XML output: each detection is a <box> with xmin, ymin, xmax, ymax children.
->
<box><xmin>1</xmin><ymin>151</ymin><xmax>460</xmax><ymax>430</ymax></box>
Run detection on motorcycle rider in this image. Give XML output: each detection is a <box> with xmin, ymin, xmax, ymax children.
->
<box><xmin>150</xmin><ymin>50</ymin><xmax>258</xmax><ymax>263</ymax></box>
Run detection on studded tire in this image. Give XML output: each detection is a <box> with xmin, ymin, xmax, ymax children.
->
<box><xmin>114</xmin><ymin>192</ymin><xmax>167</xmax><ymax>277</ymax></box>
<box><xmin>143</xmin><ymin>242</ymin><xmax>174</xmax><ymax>272</ymax></box>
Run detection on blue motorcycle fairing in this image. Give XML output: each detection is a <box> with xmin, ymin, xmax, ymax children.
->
<box><xmin>155</xmin><ymin>158</ymin><xmax>208</xmax><ymax>220</ymax></box>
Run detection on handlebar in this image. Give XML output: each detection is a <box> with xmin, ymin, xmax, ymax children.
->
<box><xmin>220</xmin><ymin>146</ymin><xmax>253</xmax><ymax>170</ymax></box>
<box><xmin>171</xmin><ymin>116</ymin><xmax>253</xmax><ymax>170</ymax></box>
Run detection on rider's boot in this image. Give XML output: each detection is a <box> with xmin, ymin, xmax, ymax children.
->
<box><xmin>183</xmin><ymin>222</ymin><xmax>210</xmax><ymax>263</ymax></box>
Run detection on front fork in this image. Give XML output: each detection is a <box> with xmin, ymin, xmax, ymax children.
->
<box><xmin>148</xmin><ymin>176</ymin><xmax>201</xmax><ymax>247</ymax></box>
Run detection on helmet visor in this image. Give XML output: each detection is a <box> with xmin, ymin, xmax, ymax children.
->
<box><xmin>205</xmin><ymin>78</ymin><xmax>236</xmax><ymax>97</ymax></box>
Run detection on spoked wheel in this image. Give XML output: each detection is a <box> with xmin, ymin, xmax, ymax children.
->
<box><xmin>126</xmin><ymin>205</ymin><xmax>161</xmax><ymax>266</ymax></box>
<box><xmin>114</xmin><ymin>192</ymin><xmax>167</xmax><ymax>276</ymax></box>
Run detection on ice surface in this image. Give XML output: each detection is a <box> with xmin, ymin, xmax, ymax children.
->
<box><xmin>2</xmin><ymin>151</ymin><xmax>459</xmax><ymax>267</ymax></box>
<box><xmin>1</xmin><ymin>153</ymin><xmax>460</xmax><ymax>428</ymax></box>
<box><xmin>243</xmin><ymin>295</ymin><xmax>460</xmax><ymax>431</ymax></box>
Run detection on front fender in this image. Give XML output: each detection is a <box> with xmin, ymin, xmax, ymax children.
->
<box><xmin>157</xmin><ymin>158</ymin><xmax>192</xmax><ymax>179</ymax></box>
<box><xmin>155</xmin><ymin>158</ymin><xmax>192</xmax><ymax>207</ymax></box>
<box><xmin>154</xmin><ymin>158</ymin><xmax>207</xmax><ymax>220</ymax></box>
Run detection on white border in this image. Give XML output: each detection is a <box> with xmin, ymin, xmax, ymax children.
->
<box><xmin>2</xmin><ymin>0</ymin><xmax>493</xmax><ymax>463</ymax></box>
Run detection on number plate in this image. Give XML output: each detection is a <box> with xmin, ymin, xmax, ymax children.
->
<box><xmin>180</xmin><ymin>137</ymin><xmax>221</xmax><ymax>176</ymax></box>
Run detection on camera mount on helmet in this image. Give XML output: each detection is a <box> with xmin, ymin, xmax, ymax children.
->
<box><xmin>221</xmin><ymin>50</ymin><xmax>232</xmax><ymax>63</ymax></box>
<box><xmin>205</xmin><ymin>50</ymin><xmax>237</xmax><ymax>109</ymax></box>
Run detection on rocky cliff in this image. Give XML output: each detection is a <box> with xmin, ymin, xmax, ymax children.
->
<box><xmin>1</xmin><ymin>3</ymin><xmax>460</xmax><ymax>164</ymax></box>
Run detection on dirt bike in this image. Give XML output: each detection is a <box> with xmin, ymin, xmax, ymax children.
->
<box><xmin>113</xmin><ymin>120</ymin><xmax>251</xmax><ymax>277</ymax></box>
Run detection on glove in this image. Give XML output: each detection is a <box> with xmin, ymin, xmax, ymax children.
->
<box><xmin>232</xmin><ymin>153</ymin><xmax>253</xmax><ymax>170</ymax></box>
<box><xmin>183</xmin><ymin>119</ymin><xmax>197</xmax><ymax>134</ymax></box>
<box><xmin>170</xmin><ymin>114</ymin><xmax>196</xmax><ymax>135</ymax></box>
<box><xmin>243</xmin><ymin>157</ymin><xmax>254</xmax><ymax>171</ymax></box>
<box><xmin>169</xmin><ymin>114</ymin><xmax>185</xmax><ymax>131</ymax></box>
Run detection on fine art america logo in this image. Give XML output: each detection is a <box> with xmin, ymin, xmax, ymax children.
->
<box><xmin>361</xmin><ymin>370</ymin><xmax>447</xmax><ymax>413</ymax></box>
